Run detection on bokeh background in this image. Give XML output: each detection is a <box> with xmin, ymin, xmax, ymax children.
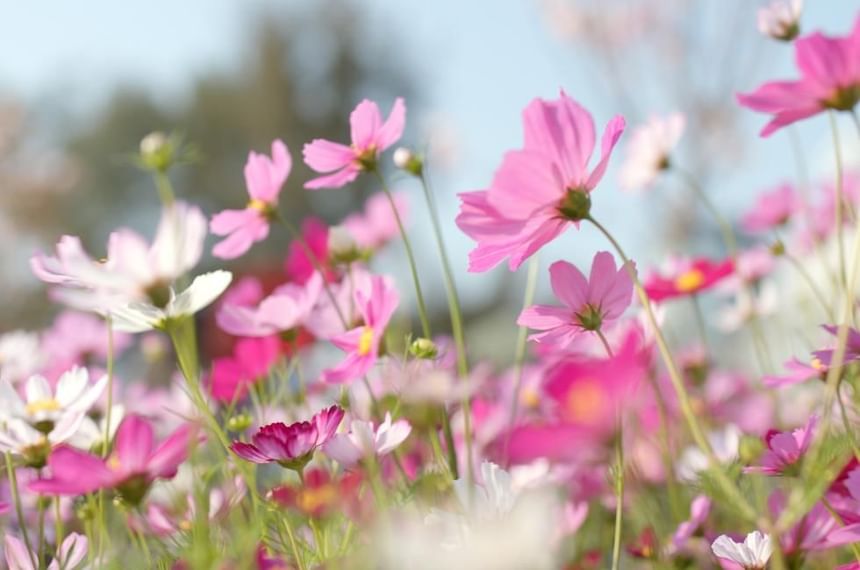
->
<box><xmin>1</xmin><ymin>0</ymin><xmax>857</xmax><ymax>365</ymax></box>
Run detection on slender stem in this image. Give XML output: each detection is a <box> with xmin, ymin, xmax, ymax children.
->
<box><xmin>836</xmin><ymin>385</ymin><xmax>860</xmax><ymax>461</ymax></box>
<box><xmin>782</xmin><ymin>248</ymin><xmax>836</xmax><ymax>321</ymax></box>
<box><xmin>5</xmin><ymin>453</ymin><xmax>37</xmax><ymax>569</ymax></box>
<box><xmin>586</xmin><ymin>216</ymin><xmax>760</xmax><ymax>524</ymax></box>
<box><xmin>821</xmin><ymin>496</ymin><xmax>860</xmax><ymax>563</ymax></box>
<box><xmin>37</xmin><ymin>491</ymin><xmax>46</xmax><ymax>565</ymax></box>
<box><xmin>690</xmin><ymin>295</ymin><xmax>710</xmax><ymax>357</ymax></box>
<box><xmin>103</xmin><ymin>317</ymin><xmax>115</xmax><ymax>455</ymax></box>
<box><xmin>610</xmin><ymin>423</ymin><xmax>625</xmax><ymax>570</ymax></box>
<box><xmin>852</xmin><ymin>108</ymin><xmax>860</xmax><ymax>138</ymax></box>
<box><xmin>829</xmin><ymin>111</ymin><xmax>849</xmax><ymax>303</ymax></box>
<box><xmin>154</xmin><ymin>170</ymin><xmax>176</xmax><ymax>207</ymax></box>
<box><xmin>54</xmin><ymin>497</ymin><xmax>64</xmax><ymax>559</ymax></box>
<box><xmin>675</xmin><ymin>167</ymin><xmax>737</xmax><ymax>254</ymax></box>
<box><xmin>595</xmin><ymin>329</ymin><xmax>614</xmax><ymax>357</ymax></box>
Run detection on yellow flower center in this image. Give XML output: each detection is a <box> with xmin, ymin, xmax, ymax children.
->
<box><xmin>25</xmin><ymin>399</ymin><xmax>61</xmax><ymax>416</ymax></box>
<box><xmin>357</xmin><ymin>326</ymin><xmax>375</xmax><ymax>356</ymax></box>
<box><xmin>564</xmin><ymin>379</ymin><xmax>605</xmax><ymax>424</ymax></box>
<box><xmin>520</xmin><ymin>388</ymin><xmax>541</xmax><ymax>409</ymax></box>
<box><xmin>108</xmin><ymin>455</ymin><xmax>122</xmax><ymax>471</ymax></box>
<box><xmin>297</xmin><ymin>484</ymin><xmax>338</xmax><ymax>514</ymax></box>
<box><xmin>811</xmin><ymin>357</ymin><xmax>824</xmax><ymax>370</ymax></box>
<box><xmin>248</xmin><ymin>198</ymin><xmax>269</xmax><ymax>212</ymax></box>
<box><xmin>674</xmin><ymin>269</ymin><xmax>705</xmax><ymax>292</ymax></box>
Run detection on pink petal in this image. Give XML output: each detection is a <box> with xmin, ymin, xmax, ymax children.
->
<box><xmin>304</xmin><ymin>165</ymin><xmax>361</xmax><ymax>190</ymax></box>
<box><xmin>375</xmin><ymin>97</ymin><xmax>406</xmax><ymax>151</ymax></box>
<box><xmin>303</xmin><ymin>139</ymin><xmax>355</xmax><ymax>173</ymax></box>
<box><xmin>231</xmin><ymin>441</ymin><xmax>271</xmax><ymax>463</ymax></box>
<box><xmin>487</xmin><ymin>149</ymin><xmax>563</xmax><ymax>219</ymax></box>
<box><xmin>114</xmin><ymin>414</ymin><xmax>155</xmax><ymax>474</ymax></box>
<box><xmin>586</xmin><ymin>115</ymin><xmax>626</xmax><ymax>189</ymax></box>
<box><xmin>30</xmin><ymin>447</ymin><xmax>114</xmax><ymax>495</ymax></box>
<box><xmin>549</xmin><ymin>260</ymin><xmax>589</xmax><ymax>310</ymax></box>
<box><xmin>148</xmin><ymin>424</ymin><xmax>194</xmax><ymax>479</ymax></box>
<box><xmin>350</xmin><ymin>99</ymin><xmax>383</xmax><ymax>150</ymax></box>
<box><xmin>518</xmin><ymin>304</ymin><xmax>572</xmax><ymax>331</ymax></box>
<box><xmin>321</xmin><ymin>353</ymin><xmax>373</xmax><ymax>384</ymax></box>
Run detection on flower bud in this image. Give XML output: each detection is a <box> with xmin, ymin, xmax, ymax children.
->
<box><xmin>328</xmin><ymin>225</ymin><xmax>362</xmax><ymax>264</ymax></box>
<box><xmin>227</xmin><ymin>413</ymin><xmax>253</xmax><ymax>433</ymax></box>
<box><xmin>757</xmin><ymin>0</ymin><xmax>802</xmax><ymax>42</ymax></box>
<box><xmin>139</xmin><ymin>131</ymin><xmax>175</xmax><ymax>172</ymax></box>
<box><xmin>409</xmin><ymin>337</ymin><xmax>438</xmax><ymax>360</ymax></box>
<box><xmin>393</xmin><ymin>147</ymin><xmax>424</xmax><ymax>176</ymax></box>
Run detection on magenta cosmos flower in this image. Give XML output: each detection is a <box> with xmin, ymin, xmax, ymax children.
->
<box><xmin>517</xmin><ymin>252</ymin><xmax>633</xmax><ymax>348</ymax></box>
<box><xmin>230</xmin><ymin>405</ymin><xmax>344</xmax><ymax>471</ymax></box>
<box><xmin>643</xmin><ymin>257</ymin><xmax>734</xmax><ymax>302</ymax></box>
<box><xmin>321</xmin><ymin>274</ymin><xmax>399</xmax><ymax>384</ymax></box>
<box><xmin>456</xmin><ymin>90</ymin><xmax>625</xmax><ymax>272</ymax></box>
<box><xmin>303</xmin><ymin>98</ymin><xmax>406</xmax><ymax>189</ymax></box>
<box><xmin>744</xmin><ymin>415</ymin><xmax>817</xmax><ymax>476</ymax></box>
<box><xmin>210</xmin><ymin>140</ymin><xmax>292</xmax><ymax>259</ymax></box>
<box><xmin>29</xmin><ymin>414</ymin><xmax>195</xmax><ymax>505</ymax></box>
<box><xmin>738</xmin><ymin>17</ymin><xmax>860</xmax><ymax>137</ymax></box>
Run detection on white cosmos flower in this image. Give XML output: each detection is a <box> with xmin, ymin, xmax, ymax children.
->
<box><xmin>677</xmin><ymin>424</ymin><xmax>741</xmax><ymax>481</ymax></box>
<box><xmin>110</xmin><ymin>270</ymin><xmax>232</xmax><ymax>333</ymax></box>
<box><xmin>758</xmin><ymin>0</ymin><xmax>802</xmax><ymax>41</ymax></box>
<box><xmin>0</xmin><ymin>414</ymin><xmax>84</xmax><ymax>462</ymax></box>
<box><xmin>619</xmin><ymin>113</ymin><xmax>685</xmax><ymax>192</ymax></box>
<box><xmin>0</xmin><ymin>367</ymin><xmax>107</xmax><ymax>428</ymax></box>
<box><xmin>67</xmin><ymin>404</ymin><xmax>124</xmax><ymax>451</ymax></box>
<box><xmin>323</xmin><ymin>413</ymin><xmax>411</xmax><ymax>467</ymax></box>
<box><xmin>711</xmin><ymin>531</ymin><xmax>773</xmax><ymax>569</ymax></box>
<box><xmin>0</xmin><ymin>331</ymin><xmax>45</xmax><ymax>385</ymax></box>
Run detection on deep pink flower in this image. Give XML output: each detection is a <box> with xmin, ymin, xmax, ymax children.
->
<box><xmin>457</xmin><ymin>90</ymin><xmax>625</xmax><ymax>272</ymax></box>
<box><xmin>211</xmin><ymin>140</ymin><xmax>292</xmax><ymax>259</ymax></box>
<box><xmin>741</xmin><ymin>184</ymin><xmax>799</xmax><ymax>233</ymax></box>
<box><xmin>643</xmin><ymin>257</ymin><xmax>734</xmax><ymax>302</ymax></box>
<box><xmin>771</xmin><ymin>491</ymin><xmax>860</xmax><ymax>555</ymax></box>
<box><xmin>29</xmin><ymin>415</ymin><xmax>195</xmax><ymax>505</ymax></box>
<box><xmin>737</xmin><ymin>18</ymin><xmax>860</xmax><ymax>137</ymax></box>
<box><xmin>217</xmin><ymin>273</ymin><xmax>322</xmax><ymax>337</ymax></box>
<box><xmin>284</xmin><ymin>217</ymin><xmax>335</xmax><ymax>285</ymax></box>
<box><xmin>208</xmin><ymin>336</ymin><xmax>282</xmax><ymax>403</ymax></box>
<box><xmin>230</xmin><ymin>405</ymin><xmax>344</xmax><ymax>470</ymax></box>
<box><xmin>321</xmin><ymin>275</ymin><xmax>399</xmax><ymax>384</ymax></box>
<box><xmin>813</xmin><ymin>324</ymin><xmax>860</xmax><ymax>366</ymax></box>
<box><xmin>303</xmin><ymin>98</ymin><xmax>406</xmax><ymax>189</ymax></box>
<box><xmin>518</xmin><ymin>252</ymin><xmax>633</xmax><ymax>347</ymax></box>
<box><xmin>745</xmin><ymin>415</ymin><xmax>817</xmax><ymax>476</ymax></box>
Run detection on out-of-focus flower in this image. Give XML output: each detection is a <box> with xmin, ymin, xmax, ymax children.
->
<box><xmin>284</xmin><ymin>217</ymin><xmax>334</xmax><ymax>285</ymax></box>
<box><xmin>518</xmin><ymin>252</ymin><xmax>633</xmax><ymax>348</ymax></box>
<box><xmin>644</xmin><ymin>257</ymin><xmax>734</xmax><ymax>302</ymax></box>
<box><xmin>0</xmin><ymin>331</ymin><xmax>44</xmax><ymax>385</ymax></box>
<box><xmin>321</xmin><ymin>275</ymin><xmax>399</xmax><ymax>384</ymax></box>
<box><xmin>343</xmin><ymin>191</ymin><xmax>409</xmax><ymax>254</ymax></box>
<box><xmin>217</xmin><ymin>272</ymin><xmax>321</xmax><ymax>337</ymax></box>
<box><xmin>5</xmin><ymin>532</ymin><xmax>87</xmax><ymax>570</ymax></box>
<box><xmin>619</xmin><ymin>113</ymin><xmax>685</xmax><ymax>192</ymax></box>
<box><xmin>456</xmin><ymin>90</ymin><xmax>625</xmax><ymax>272</ymax></box>
<box><xmin>677</xmin><ymin>424</ymin><xmax>741</xmax><ymax>481</ymax></box>
<box><xmin>717</xmin><ymin>283</ymin><xmax>778</xmax><ymax>332</ymax></box>
<box><xmin>711</xmin><ymin>531</ymin><xmax>772</xmax><ymax>569</ymax></box>
<box><xmin>0</xmin><ymin>414</ymin><xmax>84</xmax><ymax>468</ymax></box>
<box><xmin>323</xmin><ymin>412</ymin><xmax>411</xmax><ymax>466</ymax></box>
<box><xmin>758</xmin><ymin>0</ymin><xmax>803</xmax><ymax>42</ymax></box>
<box><xmin>741</xmin><ymin>183</ymin><xmax>799</xmax><ymax>233</ymax></box>
<box><xmin>208</xmin><ymin>336</ymin><xmax>282</xmax><ymax>403</ymax></box>
<box><xmin>744</xmin><ymin>415</ymin><xmax>816</xmax><ymax>476</ymax></box>
<box><xmin>211</xmin><ymin>140</ymin><xmax>291</xmax><ymax>259</ymax></box>
<box><xmin>303</xmin><ymin>98</ymin><xmax>406</xmax><ymax>189</ymax></box>
<box><xmin>268</xmin><ymin>467</ymin><xmax>362</xmax><ymax>518</ymax></box>
<box><xmin>230</xmin><ymin>405</ymin><xmax>344</xmax><ymax>471</ymax></box>
<box><xmin>29</xmin><ymin>414</ymin><xmax>196</xmax><ymax>505</ymax></box>
<box><xmin>813</xmin><ymin>324</ymin><xmax>860</xmax><ymax>366</ymax></box>
<box><xmin>763</xmin><ymin>357</ymin><xmax>827</xmax><ymax>388</ymax></box>
<box><xmin>40</xmin><ymin>312</ymin><xmax>130</xmax><ymax>382</ymax></box>
<box><xmin>670</xmin><ymin>495</ymin><xmax>712</xmax><ymax>554</ymax></box>
<box><xmin>737</xmin><ymin>18</ymin><xmax>860</xmax><ymax>136</ymax></box>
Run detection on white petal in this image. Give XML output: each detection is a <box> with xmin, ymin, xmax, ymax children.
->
<box><xmin>25</xmin><ymin>375</ymin><xmax>53</xmax><ymax>405</ymax></box>
<box><xmin>170</xmin><ymin>271</ymin><xmax>232</xmax><ymax>317</ymax></box>
<box><xmin>55</xmin><ymin>367</ymin><xmax>89</xmax><ymax>407</ymax></box>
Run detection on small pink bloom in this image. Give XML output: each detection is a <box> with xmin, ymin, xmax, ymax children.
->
<box><xmin>813</xmin><ymin>324</ymin><xmax>860</xmax><ymax>366</ymax></box>
<box><xmin>737</xmin><ymin>18</ymin><xmax>860</xmax><ymax>137</ymax></box>
<box><xmin>29</xmin><ymin>415</ymin><xmax>196</xmax><ymax>505</ymax></box>
<box><xmin>303</xmin><ymin>98</ymin><xmax>406</xmax><ymax>189</ymax></box>
<box><xmin>644</xmin><ymin>257</ymin><xmax>734</xmax><ymax>302</ymax></box>
<box><xmin>211</xmin><ymin>140</ymin><xmax>292</xmax><ymax>259</ymax></box>
<box><xmin>321</xmin><ymin>275</ymin><xmax>399</xmax><ymax>384</ymax></box>
<box><xmin>742</xmin><ymin>183</ymin><xmax>799</xmax><ymax>233</ymax></box>
<box><xmin>323</xmin><ymin>412</ymin><xmax>412</xmax><ymax>466</ymax></box>
<box><xmin>763</xmin><ymin>357</ymin><xmax>827</xmax><ymax>388</ymax></box>
<box><xmin>518</xmin><ymin>252</ymin><xmax>633</xmax><ymax>348</ymax></box>
<box><xmin>343</xmin><ymin>191</ymin><xmax>409</xmax><ymax>252</ymax></box>
<box><xmin>284</xmin><ymin>217</ymin><xmax>335</xmax><ymax>285</ymax></box>
<box><xmin>457</xmin><ymin>90</ymin><xmax>625</xmax><ymax>272</ymax></box>
<box><xmin>230</xmin><ymin>405</ymin><xmax>344</xmax><ymax>470</ymax></box>
<box><xmin>5</xmin><ymin>532</ymin><xmax>88</xmax><ymax>570</ymax></box>
<box><xmin>671</xmin><ymin>495</ymin><xmax>712</xmax><ymax>553</ymax></box>
<box><xmin>208</xmin><ymin>336</ymin><xmax>282</xmax><ymax>403</ymax></box>
<box><xmin>745</xmin><ymin>415</ymin><xmax>817</xmax><ymax>476</ymax></box>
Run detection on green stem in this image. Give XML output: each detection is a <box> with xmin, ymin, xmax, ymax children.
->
<box><xmin>610</xmin><ymin>423</ymin><xmax>624</xmax><ymax>570</ymax></box>
<box><xmin>586</xmin><ymin>216</ymin><xmax>760</xmax><ymax>524</ymax></box>
<box><xmin>675</xmin><ymin>167</ymin><xmax>737</xmax><ymax>254</ymax></box>
<box><xmin>595</xmin><ymin>329</ymin><xmax>614</xmax><ymax>357</ymax></box>
<box><xmin>691</xmin><ymin>295</ymin><xmax>710</xmax><ymax>357</ymax></box>
<box><xmin>836</xmin><ymin>385</ymin><xmax>860</xmax><ymax>462</ymax></box>
<box><xmin>781</xmin><ymin>248</ymin><xmax>836</xmax><ymax>321</ymax></box>
<box><xmin>282</xmin><ymin>516</ymin><xmax>307</xmax><ymax>570</ymax></box>
<box><xmin>5</xmin><ymin>453</ymin><xmax>37</xmax><ymax>569</ymax></box>
<box><xmin>829</xmin><ymin>111</ymin><xmax>849</xmax><ymax>305</ymax></box>
<box><xmin>103</xmin><ymin>317</ymin><xmax>115</xmax><ymax>455</ymax></box>
<box><xmin>154</xmin><ymin>170</ymin><xmax>176</xmax><ymax>207</ymax></box>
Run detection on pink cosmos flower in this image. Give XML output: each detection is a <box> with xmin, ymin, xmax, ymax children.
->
<box><xmin>763</xmin><ymin>357</ymin><xmax>827</xmax><ymax>388</ymax></box>
<box><xmin>216</xmin><ymin>272</ymin><xmax>322</xmax><ymax>337</ymax></box>
<box><xmin>457</xmin><ymin>90</ymin><xmax>625</xmax><ymax>272</ymax></box>
<box><xmin>210</xmin><ymin>140</ymin><xmax>292</xmax><ymax>259</ymax></box>
<box><xmin>5</xmin><ymin>532</ymin><xmax>87</xmax><ymax>570</ymax></box>
<box><xmin>741</xmin><ymin>183</ymin><xmax>799</xmax><ymax>233</ymax></box>
<box><xmin>737</xmin><ymin>18</ymin><xmax>860</xmax><ymax>137</ymax></box>
<box><xmin>323</xmin><ymin>412</ymin><xmax>412</xmax><ymax>467</ymax></box>
<box><xmin>29</xmin><ymin>414</ymin><xmax>195</xmax><ymax>505</ymax></box>
<box><xmin>320</xmin><ymin>275</ymin><xmax>399</xmax><ymax>384</ymax></box>
<box><xmin>643</xmin><ymin>257</ymin><xmax>734</xmax><ymax>302</ymax></box>
<box><xmin>230</xmin><ymin>405</ymin><xmax>344</xmax><ymax>470</ymax></box>
<box><xmin>670</xmin><ymin>495</ymin><xmax>712</xmax><ymax>554</ymax></box>
<box><xmin>744</xmin><ymin>415</ymin><xmax>817</xmax><ymax>476</ymax></box>
<box><xmin>343</xmin><ymin>191</ymin><xmax>409</xmax><ymax>252</ymax></box>
<box><xmin>771</xmin><ymin>491</ymin><xmax>860</xmax><ymax>555</ymax></box>
<box><xmin>284</xmin><ymin>217</ymin><xmax>335</xmax><ymax>285</ymax></box>
<box><xmin>517</xmin><ymin>252</ymin><xmax>633</xmax><ymax>348</ymax></box>
<box><xmin>208</xmin><ymin>336</ymin><xmax>282</xmax><ymax>403</ymax></box>
<box><xmin>303</xmin><ymin>98</ymin><xmax>406</xmax><ymax>189</ymax></box>
<box><xmin>813</xmin><ymin>324</ymin><xmax>860</xmax><ymax>366</ymax></box>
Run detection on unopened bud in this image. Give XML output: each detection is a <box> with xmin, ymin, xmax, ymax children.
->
<box><xmin>139</xmin><ymin>131</ymin><xmax>175</xmax><ymax>172</ymax></box>
<box><xmin>409</xmin><ymin>337</ymin><xmax>438</xmax><ymax>360</ymax></box>
<box><xmin>770</xmin><ymin>240</ymin><xmax>785</xmax><ymax>257</ymax></box>
<box><xmin>328</xmin><ymin>225</ymin><xmax>362</xmax><ymax>264</ymax></box>
<box><xmin>757</xmin><ymin>0</ymin><xmax>802</xmax><ymax>42</ymax></box>
<box><xmin>227</xmin><ymin>413</ymin><xmax>253</xmax><ymax>433</ymax></box>
<box><xmin>393</xmin><ymin>147</ymin><xmax>423</xmax><ymax>176</ymax></box>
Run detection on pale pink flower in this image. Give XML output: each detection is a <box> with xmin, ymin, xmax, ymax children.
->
<box><xmin>5</xmin><ymin>532</ymin><xmax>87</xmax><ymax>570</ymax></box>
<box><xmin>619</xmin><ymin>112</ymin><xmax>685</xmax><ymax>192</ymax></box>
<box><xmin>517</xmin><ymin>252</ymin><xmax>633</xmax><ymax>348</ymax></box>
<box><xmin>343</xmin><ymin>191</ymin><xmax>409</xmax><ymax>252</ymax></box>
<box><xmin>303</xmin><ymin>98</ymin><xmax>406</xmax><ymax>189</ymax></box>
<box><xmin>741</xmin><ymin>183</ymin><xmax>799</xmax><ymax>233</ymax></box>
<box><xmin>321</xmin><ymin>275</ymin><xmax>399</xmax><ymax>384</ymax></box>
<box><xmin>745</xmin><ymin>415</ymin><xmax>816</xmax><ymax>476</ymax></box>
<box><xmin>210</xmin><ymin>140</ymin><xmax>292</xmax><ymax>259</ymax></box>
<box><xmin>670</xmin><ymin>495</ymin><xmax>712</xmax><ymax>553</ymax></box>
<box><xmin>457</xmin><ymin>90</ymin><xmax>625</xmax><ymax>272</ymax></box>
<box><xmin>323</xmin><ymin>412</ymin><xmax>412</xmax><ymax>466</ymax></box>
<box><xmin>738</xmin><ymin>18</ymin><xmax>860</xmax><ymax>136</ymax></box>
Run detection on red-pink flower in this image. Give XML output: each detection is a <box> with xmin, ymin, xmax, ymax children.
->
<box><xmin>230</xmin><ymin>405</ymin><xmax>344</xmax><ymax>471</ymax></box>
<box><xmin>518</xmin><ymin>252</ymin><xmax>633</xmax><ymax>347</ymax></box>
<box><xmin>321</xmin><ymin>275</ymin><xmax>399</xmax><ymax>384</ymax></box>
<box><xmin>211</xmin><ymin>140</ymin><xmax>292</xmax><ymax>259</ymax></box>
<box><xmin>742</xmin><ymin>183</ymin><xmax>800</xmax><ymax>233</ymax></box>
<box><xmin>643</xmin><ymin>257</ymin><xmax>734</xmax><ymax>302</ymax></box>
<box><xmin>29</xmin><ymin>415</ymin><xmax>195</xmax><ymax>505</ymax></box>
<box><xmin>208</xmin><ymin>336</ymin><xmax>282</xmax><ymax>403</ymax></box>
<box><xmin>744</xmin><ymin>415</ymin><xmax>817</xmax><ymax>476</ymax></box>
<box><xmin>284</xmin><ymin>217</ymin><xmax>335</xmax><ymax>285</ymax></box>
<box><xmin>737</xmin><ymin>18</ymin><xmax>860</xmax><ymax>137</ymax></box>
<box><xmin>457</xmin><ymin>90</ymin><xmax>625</xmax><ymax>272</ymax></box>
<box><xmin>303</xmin><ymin>98</ymin><xmax>406</xmax><ymax>189</ymax></box>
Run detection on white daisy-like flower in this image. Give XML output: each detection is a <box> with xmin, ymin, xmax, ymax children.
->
<box><xmin>758</xmin><ymin>0</ymin><xmax>802</xmax><ymax>41</ymax></box>
<box><xmin>619</xmin><ymin>113</ymin><xmax>685</xmax><ymax>192</ymax></box>
<box><xmin>110</xmin><ymin>270</ymin><xmax>232</xmax><ymax>333</ymax></box>
<box><xmin>712</xmin><ymin>531</ymin><xmax>773</xmax><ymax>569</ymax></box>
<box><xmin>677</xmin><ymin>424</ymin><xmax>741</xmax><ymax>481</ymax></box>
<box><xmin>67</xmin><ymin>404</ymin><xmax>125</xmax><ymax>452</ymax></box>
<box><xmin>0</xmin><ymin>414</ymin><xmax>84</xmax><ymax>467</ymax></box>
<box><xmin>323</xmin><ymin>413</ymin><xmax>412</xmax><ymax>467</ymax></box>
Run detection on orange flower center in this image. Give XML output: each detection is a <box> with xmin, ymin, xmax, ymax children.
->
<box><xmin>674</xmin><ymin>269</ymin><xmax>705</xmax><ymax>292</ymax></box>
<box><xmin>297</xmin><ymin>484</ymin><xmax>339</xmax><ymax>514</ymax></box>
